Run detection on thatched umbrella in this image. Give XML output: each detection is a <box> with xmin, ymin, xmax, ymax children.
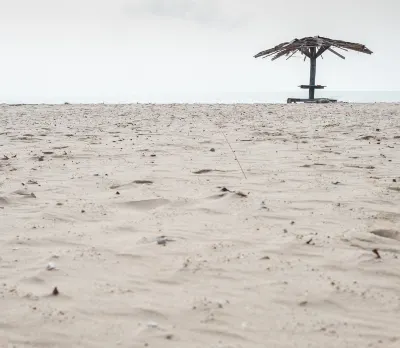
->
<box><xmin>254</xmin><ymin>36</ymin><xmax>373</xmax><ymax>102</ymax></box>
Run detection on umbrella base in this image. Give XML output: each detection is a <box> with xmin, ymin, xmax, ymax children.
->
<box><xmin>287</xmin><ymin>98</ymin><xmax>337</xmax><ymax>104</ymax></box>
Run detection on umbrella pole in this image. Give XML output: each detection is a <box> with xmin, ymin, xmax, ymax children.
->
<box><xmin>309</xmin><ymin>48</ymin><xmax>317</xmax><ymax>99</ymax></box>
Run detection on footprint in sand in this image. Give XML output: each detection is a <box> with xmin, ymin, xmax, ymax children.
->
<box><xmin>133</xmin><ymin>180</ymin><xmax>153</xmax><ymax>185</ymax></box>
<box><xmin>370</xmin><ymin>229</ymin><xmax>400</xmax><ymax>242</ymax></box>
<box><xmin>120</xmin><ymin>198</ymin><xmax>169</xmax><ymax>211</ymax></box>
<box><xmin>0</xmin><ymin>196</ymin><xmax>9</xmax><ymax>206</ymax></box>
<box><xmin>389</xmin><ymin>186</ymin><xmax>400</xmax><ymax>192</ymax></box>
<box><xmin>110</xmin><ymin>180</ymin><xmax>153</xmax><ymax>190</ymax></box>
<box><xmin>193</xmin><ymin>169</ymin><xmax>226</xmax><ymax>174</ymax></box>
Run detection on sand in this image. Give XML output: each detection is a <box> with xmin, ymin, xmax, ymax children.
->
<box><xmin>1</xmin><ymin>103</ymin><xmax>400</xmax><ymax>348</ymax></box>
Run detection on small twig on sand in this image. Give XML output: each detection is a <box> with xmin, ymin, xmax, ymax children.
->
<box><xmin>372</xmin><ymin>249</ymin><xmax>381</xmax><ymax>259</ymax></box>
<box><xmin>203</xmin><ymin>113</ymin><xmax>247</xmax><ymax>179</ymax></box>
<box><xmin>221</xmin><ymin>132</ymin><xmax>247</xmax><ymax>180</ymax></box>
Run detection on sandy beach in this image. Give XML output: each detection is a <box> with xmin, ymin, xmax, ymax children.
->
<box><xmin>1</xmin><ymin>103</ymin><xmax>400</xmax><ymax>348</ymax></box>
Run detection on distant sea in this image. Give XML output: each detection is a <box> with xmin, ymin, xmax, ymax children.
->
<box><xmin>257</xmin><ymin>90</ymin><xmax>400</xmax><ymax>104</ymax></box>
<box><xmin>141</xmin><ymin>90</ymin><xmax>400</xmax><ymax>104</ymax></box>
<box><xmin>178</xmin><ymin>90</ymin><xmax>400</xmax><ymax>104</ymax></box>
<box><xmin>128</xmin><ymin>90</ymin><xmax>400</xmax><ymax>104</ymax></box>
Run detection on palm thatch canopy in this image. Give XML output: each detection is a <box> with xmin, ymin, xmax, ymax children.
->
<box><xmin>254</xmin><ymin>36</ymin><xmax>373</xmax><ymax>61</ymax></box>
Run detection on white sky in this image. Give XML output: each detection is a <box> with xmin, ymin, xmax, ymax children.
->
<box><xmin>0</xmin><ymin>0</ymin><xmax>399</xmax><ymax>103</ymax></box>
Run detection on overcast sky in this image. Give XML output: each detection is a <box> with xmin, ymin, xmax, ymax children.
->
<box><xmin>0</xmin><ymin>0</ymin><xmax>399</xmax><ymax>103</ymax></box>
